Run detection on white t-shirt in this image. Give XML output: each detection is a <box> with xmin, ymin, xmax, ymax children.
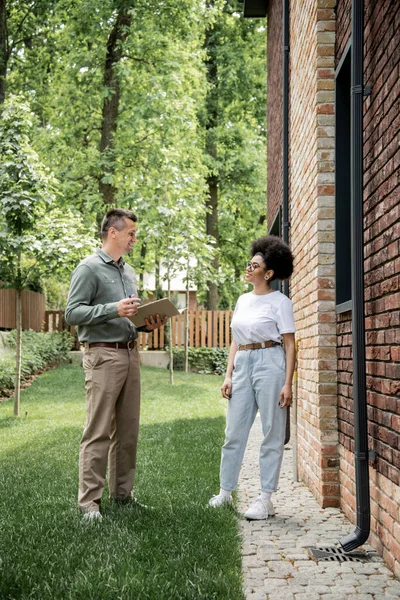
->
<box><xmin>231</xmin><ymin>290</ymin><xmax>295</xmax><ymax>345</ymax></box>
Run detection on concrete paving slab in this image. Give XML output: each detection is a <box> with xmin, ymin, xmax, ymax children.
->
<box><xmin>238</xmin><ymin>416</ymin><xmax>400</xmax><ymax>599</ymax></box>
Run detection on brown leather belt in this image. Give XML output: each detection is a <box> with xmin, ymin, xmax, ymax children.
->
<box><xmin>238</xmin><ymin>341</ymin><xmax>281</xmax><ymax>351</ymax></box>
<box><xmin>88</xmin><ymin>341</ymin><xmax>137</xmax><ymax>350</ymax></box>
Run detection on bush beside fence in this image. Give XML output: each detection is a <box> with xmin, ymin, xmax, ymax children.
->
<box><xmin>171</xmin><ymin>346</ymin><xmax>230</xmax><ymax>375</ymax></box>
<box><xmin>0</xmin><ymin>330</ymin><xmax>74</xmax><ymax>396</ymax></box>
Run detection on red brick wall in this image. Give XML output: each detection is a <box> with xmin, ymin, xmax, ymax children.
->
<box><xmin>266</xmin><ymin>0</ymin><xmax>283</xmax><ymax>228</ymax></box>
<box><xmin>267</xmin><ymin>0</ymin><xmax>399</xmax><ymax>573</ymax></box>
<box><xmin>287</xmin><ymin>0</ymin><xmax>339</xmax><ymax>508</ymax></box>
<box><xmin>336</xmin><ymin>0</ymin><xmax>400</xmax><ymax>577</ymax></box>
<box><xmin>335</xmin><ymin>0</ymin><xmax>351</xmax><ymax>66</ymax></box>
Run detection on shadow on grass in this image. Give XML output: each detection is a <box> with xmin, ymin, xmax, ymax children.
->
<box><xmin>0</xmin><ymin>415</ymin><xmax>22</xmax><ymax>429</ymax></box>
<box><xmin>0</xmin><ymin>416</ymin><xmax>244</xmax><ymax>600</ymax></box>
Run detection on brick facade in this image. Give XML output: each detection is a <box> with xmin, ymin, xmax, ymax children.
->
<box><xmin>266</xmin><ymin>0</ymin><xmax>400</xmax><ymax>577</ymax></box>
<box><xmin>335</xmin><ymin>0</ymin><xmax>400</xmax><ymax>577</ymax></box>
<box><xmin>266</xmin><ymin>0</ymin><xmax>283</xmax><ymax>227</ymax></box>
<box><xmin>270</xmin><ymin>0</ymin><xmax>339</xmax><ymax>508</ymax></box>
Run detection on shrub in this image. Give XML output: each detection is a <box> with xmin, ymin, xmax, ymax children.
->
<box><xmin>0</xmin><ymin>330</ymin><xmax>74</xmax><ymax>395</ymax></box>
<box><xmin>171</xmin><ymin>347</ymin><xmax>229</xmax><ymax>375</ymax></box>
<box><xmin>0</xmin><ymin>354</ymin><xmax>15</xmax><ymax>392</ymax></box>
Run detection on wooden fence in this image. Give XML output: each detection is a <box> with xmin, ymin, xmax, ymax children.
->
<box><xmin>138</xmin><ymin>310</ymin><xmax>234</xmax><ymax>350</ymax></box>
<box><xmin>0</xmin><ymin>289</ymin><xmax>46</xmax><ymax>331</ymax></box>
<box><xmin>44</xmin><ymin>310</ymin><xmax>234</xmax><ymax>350</ymax></box>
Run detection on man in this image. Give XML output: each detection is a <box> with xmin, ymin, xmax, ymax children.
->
<box><xmin>65</xmin><ymin>208</ymin><xmax>167</xmax><ymax>520</ymax></box>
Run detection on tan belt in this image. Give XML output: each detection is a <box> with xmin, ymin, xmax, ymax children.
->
<box><xmin>237</xmin><ymin>341</ymin><xmax>281</xmax><ymax>351</ymax></box>
<box><xmin>88</xmin><ymin>341</ymin><xmax>137</xmax><ymax>350</ymax></box>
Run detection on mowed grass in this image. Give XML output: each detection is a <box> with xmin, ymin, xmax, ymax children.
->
<box><xmin>0</xmin><ymin>364</ymin><xmax>244</xmax><ymax>600</ymax></box>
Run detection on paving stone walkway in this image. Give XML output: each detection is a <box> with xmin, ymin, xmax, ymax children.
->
<box><xmin>237</xmin><ymin>415</ymin><xmax>400</xmax><ymax>600</ymax></box>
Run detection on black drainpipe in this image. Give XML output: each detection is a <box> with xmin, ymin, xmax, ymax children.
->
<box><xmin>282</xmin><ymin>0</ymin><xmax>290</xmax><ymax>297</ymax></box>
<box><xmin>282</xmin><ymin>0</ymin><xmax>290</xmax><ymax>446</ymax></box>
<box><xmin>339</xmin><ymin>0</ymin><xmax>370</xmax><ymax>552</ymax></box>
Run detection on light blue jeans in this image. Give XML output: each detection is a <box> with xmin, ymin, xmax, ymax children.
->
<box><xmin>220</xmin><ymin>346</ymin><xmax>287</xmax><ymax>493</ymax></box>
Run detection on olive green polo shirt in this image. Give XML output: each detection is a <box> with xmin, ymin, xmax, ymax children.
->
<box><xmin>65</xmin><ymin>248</ymin><xmax>141</xmax><ymax>344</ymax></box>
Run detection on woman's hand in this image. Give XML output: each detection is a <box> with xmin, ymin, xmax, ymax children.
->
<box><xmin>221</xmin><ymin>377</ymin><xmax>232</xmax><ymax>399</ymax></box>
<box><xmin>279</xmin><ymin>383</ymin><xmax>292</xmax><ymax>408</ymax></box>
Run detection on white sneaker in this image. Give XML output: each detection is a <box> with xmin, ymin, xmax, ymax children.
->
<box><xmin>208</xmin><ymin>494</ymin><xmax>233</xmax><ymax>508</ymax></box>
<box><xmin>82</xmin><ymin>511</ymin><xmax>102</xmax><ymax>522</ymax></box>
<box><xmin>244</xmin><ymin>496</ymin><xmax>275</xmax><ymax>520</ymax></box>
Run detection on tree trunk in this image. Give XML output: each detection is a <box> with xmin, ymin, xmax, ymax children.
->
<box><xmin>167</xmin><ymin>261</ymin><xmax>174</xmax><ymax>385</ymax></box>
<box><xmin>154</xmin><ymin>258</ymin><xmax>163</xmax><ymax>300</ymax></box>
<box><xmin>99</xmin><ymin>10</ymin><xmax>132</xmax><ymax>205</ymax></box>
<box><xmin>138</xmin><ymin>242</ymin><xmax>146</xmax><ymax>296</ymax></box>
<box><xmin>206</xmin><ymin>178</ymin><xmax>219</xmax><ymax>309</ymax></box>
<box><xmin>185</xmin><ymin>257</ymin><xmax>189</xmax><ymax>373</ymax></box>
<box><xmin>204</xmin><ymin>25</ymin><xmax>220</xmax><ymax>310</ymax></box>
<box><xmin>14</xmin><ymin>288</ymin><xmax>22</xmax><ymax>416</ymax></box>
<box><xmin>0</xmin><ymin>0</ymin><xmax>7</xmax><ymax>104</ymax></box>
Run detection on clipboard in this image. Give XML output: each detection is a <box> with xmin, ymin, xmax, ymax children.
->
<box><xmin>129</xmin><ymin>298</ymin><xmax>180</xmax><ymax>328</ymax></box>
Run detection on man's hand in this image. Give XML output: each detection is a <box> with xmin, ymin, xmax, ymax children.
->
<box><xmin>117</xmin><ymin>296</ymin><xmax>141</xmax><ymax>318</ymax></box>
<box><xmin>144</xmin><ymin>314</ymin><xmax>168</xmax><ymax>331</ymax></box>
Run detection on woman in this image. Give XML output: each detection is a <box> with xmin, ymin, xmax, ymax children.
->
<box><xmin>209</xmin><ymin>235</ymin><xmax>295</xmax><ymax>520</ymax></box>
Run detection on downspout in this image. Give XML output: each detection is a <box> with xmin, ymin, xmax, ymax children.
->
<box><xmin>340</xmin><ymin>0</ymin><xmax>370</xmax><ymax>552</ymax></box>
<box><xmin>282</xmin><ymin>0</ymin><xmax>290</xmax><ymax>296</ymax></box>
<box><xmin>292</xmin><ymin>339</ymin><xmax>299</xmax><ymax>481</ymax></box>
<box><xmin>282</xmin><ymin>0</ymin><xmax>291</xmax><ymax>446</ymax></box>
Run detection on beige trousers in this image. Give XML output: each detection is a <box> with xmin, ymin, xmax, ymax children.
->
<box><xmin>79</xmin><ymin>346</ymin><xmax>141</xmax><ymax>512</ymax></box>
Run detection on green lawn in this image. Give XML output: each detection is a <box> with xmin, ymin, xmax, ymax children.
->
<box><xmin>0</xmin><ymin>364</ymin><xmax>244</xmax><ymax>600</ymax></box>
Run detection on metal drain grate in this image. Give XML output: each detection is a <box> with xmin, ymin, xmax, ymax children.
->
<box><xmin>308</xmin><ymin>546</ymin><xmax>372</xmax><ymax>563</ymax></box>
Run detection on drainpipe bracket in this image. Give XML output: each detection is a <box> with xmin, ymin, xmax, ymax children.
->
<box><xmin>355</xmin><ymin>451</ymin><xmax>368</xmax><ymax>460</ymax></box>
<box><xmin>351</xmin><ymin>84</ymin><xmax>363</xmax><ymax>95</ymax></box>
<box><xmin>363</xmin><ymin>86</ymin><xmax>372</xmax><ymax>96</ymax></box>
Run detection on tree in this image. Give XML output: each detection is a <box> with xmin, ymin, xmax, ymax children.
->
<box><xmin>0</xmin><ymin>0</ymin><xmax>57</xmax><ymax>104</ymax></box>
<box><xmin>0</xmin><ymin>97</ymin><xmax>95</xmax><ymax>415</ymax></box>
<box><xmin>3</xmin><ymin>0</ymin><xmax>267</xmax><ymax>313</ymax></box>
<box><xmin>201</xmin><ymin>1</ymin><xmax>267</xmax><ymax>309</ymax></box>
<box><xmin>203</xmin><ymin>2</ymin><xmax>221</xmax><ymax>310</ymax></box>
<box><xmin>0</xmin><ymin>0</ymin><xmax>6</xmax><ymax>103</ymax></box>
<box><xmin>133</xmin><ymin>139</ymin><xmax>214</xmax><ymax>383</ymax></box>
<box><xmin>99</xmin><ymin>8</ymin><xmax>132</xmax><ymax>205</ymax></box>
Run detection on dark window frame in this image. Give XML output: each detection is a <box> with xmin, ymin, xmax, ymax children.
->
<box><xmin>268</xmin><ymin>206</ymin><xmax>283</xmax><ymax>292</ymax></box>
<box><xmin>335</xmin><ymin>39</ymin><xmax>353</xmax><ymax>314</ymax></box>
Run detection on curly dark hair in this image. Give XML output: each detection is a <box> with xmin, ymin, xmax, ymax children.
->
<box><xmin>250</xmin><ymin>235</ymin><xmax>294</xmax><ymax>281</ymax></box>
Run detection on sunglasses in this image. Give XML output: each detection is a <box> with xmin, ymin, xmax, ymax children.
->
<box><xmin>245</xmin><ymin>261</ymin><xmax>262</xmax><ymax>272</ymax></box>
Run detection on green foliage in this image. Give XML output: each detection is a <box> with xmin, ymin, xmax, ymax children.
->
<box><xmin>43</xmin><ymin>278</ymin><xmax>71</xmax><ymax>310</ymax></box>
<box><xmin>171</xmin><ymin>346</ymin><xmax>229</xmax><ymax>375</ymax></box>
<box><xmin>3</xmin><ymin>0</ymin><xmax>267</xmax><ymax>310</ymax></box>
<box><xmin>0</xmin><ymin>98</ymin><xmax>54</xmax><ymax>232</ymax></box>
<box><xmin>202</xmin><ymin>5</ymin><xmax>267</xmax><ymax>307</ymax></box>
<box><xmin>0</xmin><ymin>355</ymin><xmax>15</xmax><ymax>391</ymax></box>
<box><xmin>0</xmin><ymin>96</ymin><xmax>96</xmax><ymax>291</ymax></box>
<box><xmin>0</xmin><ymin>330</ymin><xmax>73</xmax><ymax>395</ymax></box>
